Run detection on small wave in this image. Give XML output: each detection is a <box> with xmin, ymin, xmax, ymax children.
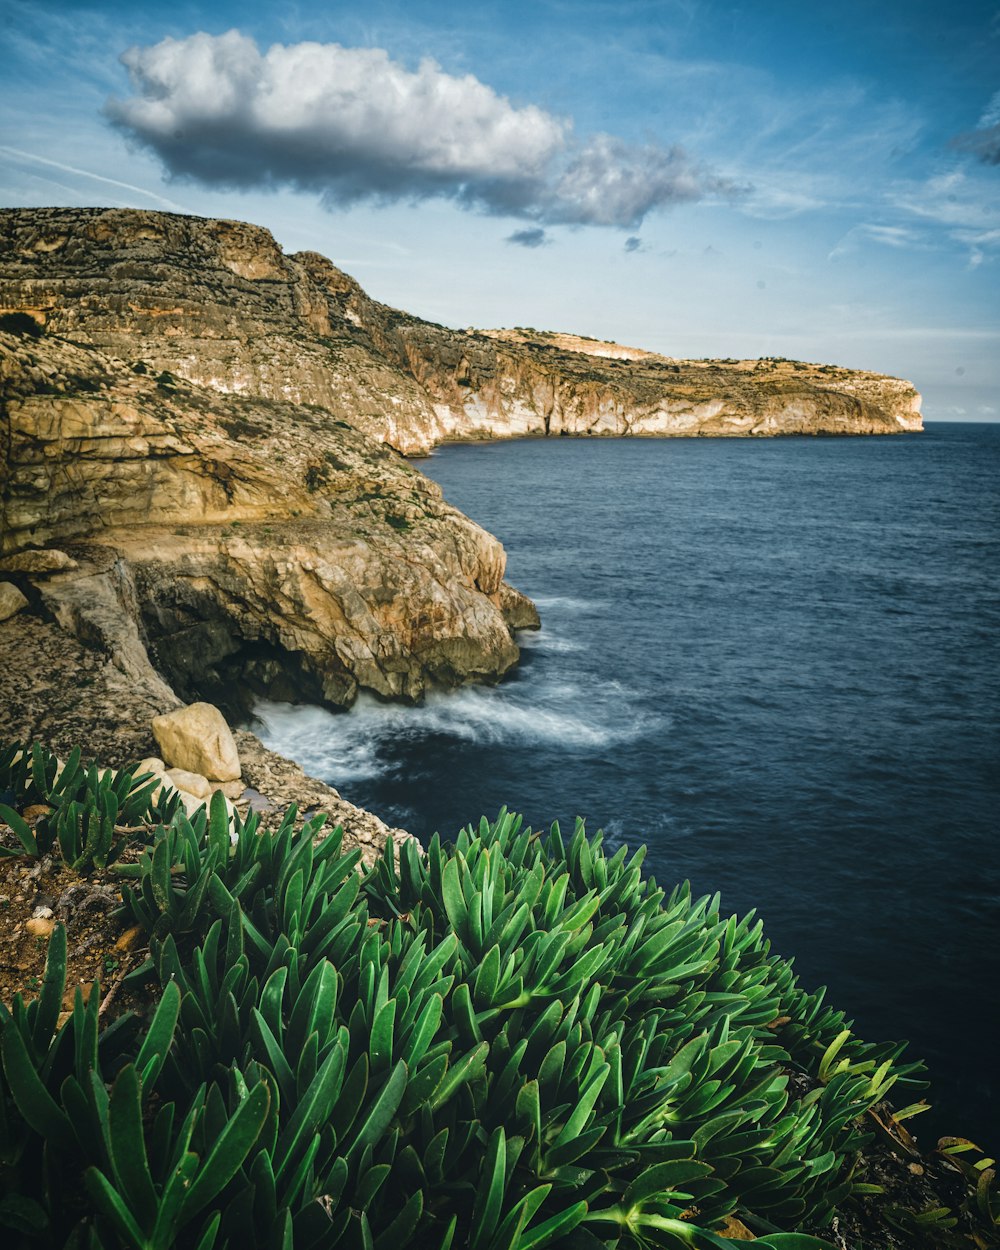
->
<box><xmin>518</xmin><ymin>631</ymin><xmax>585</xmax><ymax>654</ymax></box>
<box><xmin>254</xmin><ymin>677</ymin><xmax>663</xmax><ymax>787</ymax></box>
<box><xmin>253</xmin><ymin>701</ymin><xmax>388</xmax><ymax>785</ymax></box>
<box><xmin>532</xmin><ymin>595</ymin><xmax>605</xmax><ymax>613</ymax></box>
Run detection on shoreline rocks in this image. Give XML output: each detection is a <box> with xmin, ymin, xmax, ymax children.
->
<box><xmin>0</xmin><ymin>205</ymin><xmax>924</xmax><ymax>868</ymax></box>
<box><xmin>0</xmin><ymin>610</ymin><xmax>409</xmax><ymax>865</ymax></box>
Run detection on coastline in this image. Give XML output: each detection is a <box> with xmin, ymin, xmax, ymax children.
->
<box><xmin>0</xmin><ymin>610</ymin><xmax>410</xmax><ymax>866</ymax></box>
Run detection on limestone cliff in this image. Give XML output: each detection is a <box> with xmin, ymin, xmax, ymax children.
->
<box><xmin>0</xmin><ymin>325</ymin><xmax>536</xmax><ymax>715</ymax></box>
<box><xmin>0</xmin><ymin>207</ymin><xmax>923</xmax><ymax>457</ymax></box>
<box><xmin>0</xmin><ymin>204</ymin><xmax>921</xmax><ymax>729</ymax></box>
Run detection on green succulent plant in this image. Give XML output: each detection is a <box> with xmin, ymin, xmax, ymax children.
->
<box><xmin>2</xmin><ymin>773</ymin><xmax>940</xmax><ymax>1249</ymax></box>
<box><xmin>0</xmin><ymin>743</ymin><xmax>181</xmax><ymax>870</ymax></box>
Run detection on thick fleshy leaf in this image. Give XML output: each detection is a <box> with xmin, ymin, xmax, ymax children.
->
<box><xmin>178</xmin><ymin>1081</ymin><xmax>270</xmax><ymax>1222</ymax></box>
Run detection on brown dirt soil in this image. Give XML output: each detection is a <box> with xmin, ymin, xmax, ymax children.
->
<box><xmin>0</xmin><ymin>840</ymin><xmax>155</xmax><ymax>1026</ymax></box>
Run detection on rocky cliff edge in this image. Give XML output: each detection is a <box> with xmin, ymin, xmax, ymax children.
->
<box><xmin>0</xmin><ymin>208</ymin><xmax>922</xmax><ymax>457</ymax></box>
<box><xmin>0</xmin><ymin>206</ymin><xmax>920</xmax><ymax>759</ymax></box>
<box><xmin>0</xmin><ymin>321</ymin><xmax>537</xmax><ymax>727</ymax></box>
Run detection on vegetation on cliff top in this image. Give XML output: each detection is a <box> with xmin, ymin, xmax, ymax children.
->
<box><xmin>1</xmin><ymin>742</ymin><xmax>997</xmax><ymax>1250</ymax></box>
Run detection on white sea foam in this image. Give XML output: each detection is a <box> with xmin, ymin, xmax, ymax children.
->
<box><xmin>518</xmin><ymin>629</ymin><xmax>584</xmax><ymax>654</ymax></box>
<box><xmin>253</xmin><ymin>672</ymin><xmax>663</xmax><ymax>788</ymax></box>
<box><xmin>531</xmin><ymin>595</ymin><xmax>605</xmax><ymax>613</ymax></box>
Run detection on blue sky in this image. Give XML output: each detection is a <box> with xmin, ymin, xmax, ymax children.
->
<box><xmin>2</xmin><ymin>0</ymin><xmax>998</xmax><ymax>417</ymax></box>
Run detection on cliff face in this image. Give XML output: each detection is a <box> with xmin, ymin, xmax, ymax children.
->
<box><xmin>0</xmin><ymin>205</ymin><xmax>921</xmax><ymax>724</ymax></box>
<box><xmin>0</xmin><ymin>324</ymin><xmax>535</xmax><ymax>715</ymax></box>
<box><xmin>0</xmin><ymin>207</ymin><xmax>923</xmax><ymax>457</ymax></box>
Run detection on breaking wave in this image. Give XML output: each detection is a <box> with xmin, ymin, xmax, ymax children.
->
<box><xmin>254</xmin><ymin>666</ymin><xmax>662</xmax><ymax>789</ymax></box>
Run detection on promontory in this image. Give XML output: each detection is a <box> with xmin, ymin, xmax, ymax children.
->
<box><xmin>1</xmin><ymin>206</ymin><xmax>923</xmax><ymax>730</ymax></box>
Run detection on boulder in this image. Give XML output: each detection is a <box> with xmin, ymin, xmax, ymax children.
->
<box><xmin>0</xmin><ymin>583</ymin><xmax>29</xmax><ymax>622</ymax></box>
<box><xmin>215</xmin><ymin>779</ymin><xmax>247</xmax><ymax>800</ymax></box>
<box><xmin>151</xmin><ymin>702</ymin><xmax>241</xmax><ymax>782</ymax></box>
<box><xmin>165</xmin><ymin>767</ymin><xmax>212</xmax><ymax>799</ymax></box>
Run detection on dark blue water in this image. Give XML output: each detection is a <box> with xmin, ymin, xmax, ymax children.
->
<box><xmin>256</xmin><ymin>424</ymin><xmax>1000</xmax><ymax>1149</ymax></box>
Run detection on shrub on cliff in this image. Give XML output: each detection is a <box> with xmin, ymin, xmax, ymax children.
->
<box><xmin>3</xmin><ymin>746</ymin><xmax>991</xmax><ymax>1249</ymax></box>
<box><xmin>0</xmin><ymin>311</ymin><xmax>43</xmax><ymax>338</ymax></box>
<box><xmin>0</xmin><ymin>742</ymin><xmax>181</xmax><ymax>871</ymax></box>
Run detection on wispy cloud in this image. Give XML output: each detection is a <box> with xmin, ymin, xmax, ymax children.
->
<box><xmin>0</xmin><ymin>145</ymin><xmax>184</xmax><ymax>210</ymax></box>
<box><xmin>951</xmin><ymin>89</ymin><xmax>1000</xmax><ymax>165</ymax></box>
<box><xmin>828</xmin><ymin>222</ymin><xmax>930</xmax><ymax>260</ymax></box>
<box><xmin>506</xmin><ymin>227</ymin><xmax>549</xmax><ymax>248</ymax></box>
<box><xmin>889</xmin><ymin>168</ymin><xmax>1000</xmax><ymax>264</ymax></box>
<box><xmin>686</xmin><ymin>72</ymin><xmax>926</xmax><ymax>222</ymax></box>
<box><xmin>954</xmin><ymin>227</ymin><xmax>1000</xmax><ymax>269</ymax></box>
<box><xmin>106</xmin><ymin>30</ymin><xmax>736</xmax><ymax>229</ymax></box>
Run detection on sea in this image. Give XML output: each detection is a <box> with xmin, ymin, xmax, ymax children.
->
<box><xmin>254</xmin><ymin>423</ymin><xmax>1000</xmax><ymax>1150</ymax></box>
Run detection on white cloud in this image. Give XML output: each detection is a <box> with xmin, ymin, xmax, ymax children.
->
<box><xmin>106</xmin><ymin>30</ymin><xmax>731</xmax><ymax>229</ymax></box>
<box><xmin>827</xmin><ymin>222</ymin><xmax>929</xmax><ymax>260</ymax></box>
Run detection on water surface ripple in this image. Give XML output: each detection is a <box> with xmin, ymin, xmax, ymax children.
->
<box><xmin>257</xmin><ymin>425</ymin><xmax>1000</xmax><ymax>1148</ymax></box>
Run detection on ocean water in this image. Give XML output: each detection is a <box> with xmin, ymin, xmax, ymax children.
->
<box><xmin>255</xmin><ymin>424</ymin><xmax>1000</xmax><ymax>1149</ymax></box>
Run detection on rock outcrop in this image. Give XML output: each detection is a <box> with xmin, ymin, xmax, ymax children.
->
<box><xmin>0</xmin><ymin>323</ymin><xmax>536</xmax><ymax>716</ymax></box>
<box><xmin>0</xmin><ymin>207</ymin><xmax>923</xmax><ymax>457</ymax></box>
<box><xmin>0</xmin><ymin>205</ymin><xmax>921</xmax><ymax>752</ymax></box>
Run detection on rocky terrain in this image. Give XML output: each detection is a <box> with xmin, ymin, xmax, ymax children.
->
<box><xmin>1</xmin><ymin>207</ymin><xmax>923</xmax><ymax>457</ymax></box>
<box><xmin>6</xmin><ymin>213</ymin><xmax>995</xmax><ymax>1250</ymax></box>
<box><xmin>0</xmin><ymin>322</ymin><xmax>536</xmax><ymax>720</ymax></box>
<box><xmin>0</xmin><ymin>205</ymin><xmax>922</xmax><ymax>781</ymax></box>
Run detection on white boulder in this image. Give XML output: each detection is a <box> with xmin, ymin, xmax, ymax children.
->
<box><xmin>165</xmin><ymin>768</ymin><xmax>212</xmax><ymax>799</ymax></box>
<box><xmin>151</xmin><ymin>702</ymin><xmax>241</xmax><ymax>782</ymax></box>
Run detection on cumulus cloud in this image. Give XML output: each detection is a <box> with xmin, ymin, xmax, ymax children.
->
<box><xmin>952</xmin><ymin>89</ymin><xmax>1000</xmax><ymax>165</ymax></box>
<box><xmin>506</xmin><ymin>227</ymin><xmax>549</xmax><ymax>248</ymax></box>
<box><xmin>106</xmin><ymin>30</ymin><xmax>730</xmax><ymax>228</ymax></box>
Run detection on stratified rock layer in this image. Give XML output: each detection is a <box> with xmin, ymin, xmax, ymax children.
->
<box><xmin>0</xmin><ymin>205</ymin><xmax>920</xmax><ymax>745</ymax></box>
<box><xmin>0</xmin><ymin>207</ymin><xmax>923</xmax><ymax>456</ymax></box>
<box><xmin>0</xmin><ymin>324</ymin><xmax>533</xmax><ymax>714</ymax></box>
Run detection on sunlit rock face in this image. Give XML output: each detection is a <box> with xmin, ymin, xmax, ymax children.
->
<box><xmin>0</xmin><ymin>205</ymin><xmax>918</xmax><ymax>714</ymax></box>
<box><xmin>0</xmin><ymin>207</ymin><xmax>922</xmax><ymax>458</ymax></box>
<box><xmin>0</xmin><ymin>322</ymin><xmax>531</xmax><ymax>712</ymax></box>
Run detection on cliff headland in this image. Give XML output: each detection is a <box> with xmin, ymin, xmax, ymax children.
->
<box><xmin>4</xmin><ymin>210</ymin><xmax>996</xmax><ymax>1250</ymax></box>
<box><xmin>1</xmin><ymin>205</ymin><xmax>922</xmax><ymax>732</ymax></box>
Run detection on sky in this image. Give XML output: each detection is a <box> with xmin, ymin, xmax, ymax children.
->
<box><xmin>1</xmin><ymin>0</ymin><xmax>998</xmax><ymax>418</ymax></box>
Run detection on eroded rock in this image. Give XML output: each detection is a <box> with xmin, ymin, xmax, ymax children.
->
<box><xmin>0</xmin><ymin>322</ymin><xmax>533</xmax><ymax>709</ymax></box>
<box><xmin>0</xmin><ymin>548</ymin><xmax>77</xmax><ymax>575</ymax></box>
